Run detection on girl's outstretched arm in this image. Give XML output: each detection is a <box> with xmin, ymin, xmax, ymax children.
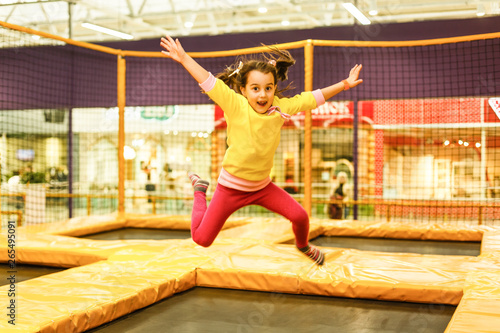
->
<box><xmin>160</xmin><ymin>35</ymin><xmax>210</xmax><ymax>84</ymax></box>
<box><xmin>320</xmin><ymin>64</ymin><xmax>363</xmax><ymax>100</ymax></box>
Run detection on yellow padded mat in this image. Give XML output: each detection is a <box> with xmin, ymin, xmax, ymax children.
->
<box><xmin>0</xmin><ymin>214</ymin><xmax>499</xmax><ymax>332</ymax></box>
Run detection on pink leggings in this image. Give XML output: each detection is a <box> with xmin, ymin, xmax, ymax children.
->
<box><xmin>191</xmin><ymin>182</ymin><xmax>310</xmax><ymax>248</ymax></box>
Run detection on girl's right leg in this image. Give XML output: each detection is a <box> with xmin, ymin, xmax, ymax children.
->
<box><xmin>190</xmin><ymin>181</ymin><xmax>244</xmax><ymax>247</ymax></box>
<box><xmin>252</xmin><ymin>182</ymin><xmax>325</xmax><ymax>265</ymax></box>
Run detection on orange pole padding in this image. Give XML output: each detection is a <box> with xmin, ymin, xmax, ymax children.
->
<box><xmin>117</xmin><ymin>54</ymin><xmax>126</xmax><ymax>213</ymax></box>
<box><xmin>311</xmin><ymin>31</ymin><xmax>500</xmax><ymax>48</ymax></box>
<box><xmin>303</xmin><ymin>40</ymin><xmax>314</xmax><ymax>217</ymax></box>
<box><xmin>2</xmin><ymin>20</ymin><xmax>499</xmax><ymax>58</ymax></box>
<box><xmin>0</xmin><ymin>155</ymin><xmax>2</xmax><ymax>223</ymax></box>
<box><xmin>121</xmin><ymin>31</ymin><xmax>500</xmax><ymax>59</ymax></box>
<box><xmin>0</xmin><ymin>20</ymin><xmax>120</xmax><ymax>56</ymax></box>
<box><xmin>122</xmin><ymin>40</ymin><xmax>308</xmax><ymax>59</ymax></box>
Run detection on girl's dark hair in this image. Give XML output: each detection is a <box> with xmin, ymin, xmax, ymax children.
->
<box><xmin>216</xmin><ymin>45</ymin><xmax>296</xmax><ymax>97</ymax></box>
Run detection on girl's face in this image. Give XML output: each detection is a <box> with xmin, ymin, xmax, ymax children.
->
<box><xmin>240</xmin><ymin>70</ymin><xmax>276</xmax><ymax>114</ymax></box>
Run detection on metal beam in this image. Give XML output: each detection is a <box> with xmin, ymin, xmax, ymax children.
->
<box><xmin>0</xmin><ymin>0</ymin><xmax>67</xmax><ymax>7</ymax></box>
<box><xmin>137</xmin><ymin>0</ymin><xmax>148</xmax><ymax>16</ymax></box>
<box><xmin>76</xmin><ymin>1</ymin><xmax>170</xmax><ymax>36</ymax></box>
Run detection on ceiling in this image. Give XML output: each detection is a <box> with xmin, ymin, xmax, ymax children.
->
<box><xmin>0</xmin><ymin>0</ymin><xmax>499</xmax><ymax>43</ymax></box>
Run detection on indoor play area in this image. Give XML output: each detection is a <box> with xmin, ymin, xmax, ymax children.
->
<box><xmin>1</xmin><ymin>5</ymin><xmax>500</xmax><ymax>332</ymax></box>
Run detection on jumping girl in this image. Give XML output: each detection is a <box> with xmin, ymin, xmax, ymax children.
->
<box><xmin>160</xmin><ymin>35</ymin><xmax>363</xmax><ymax>265</ymax></box>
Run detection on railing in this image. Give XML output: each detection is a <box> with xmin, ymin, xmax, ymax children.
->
<box><xmin>0</xmin><ymin>210</ymin><xmax>23</xmax><ymax>225</ymax></box>
<box><xmin>2</xmin><ymin>192</ymin><xmax>498</xmax><ymax>226</ymax></box>
<box><xmin>316</xmin><ymin>199</ymin><xmax>500</xmax><ymax>225</ymax></box>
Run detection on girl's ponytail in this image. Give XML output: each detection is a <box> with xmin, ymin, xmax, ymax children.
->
<box><xmin>215</xmin><ymin>44</ymin><xmax>296</xmax><ymax>96</ymax></box>
<box><xmin>265</xmin><ymin>46</ymin><xmax>295</xmax><ymax>82</ymax></box>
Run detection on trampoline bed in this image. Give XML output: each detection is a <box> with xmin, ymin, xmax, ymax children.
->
<box><xmin>0</xmin><ymin>214</ymin><xmax>499</xmax><ymax>333</ymax></box>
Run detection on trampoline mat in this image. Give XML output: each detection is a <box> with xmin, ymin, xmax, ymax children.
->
<box><xmin>85</xmin><ymin>287</ymin><xmax>456</xmax><ymax>333</ymax></box>
<box><xmin>0</xmin><ymin>263</ymin><xmax>66</xmax><ymax>286</ymax></box>
<box><xmin>311</xmin><ymin>236</ymin><xmax>481</xmax><ymax>256</ymax></box>
<box><xmin>79</xmin><ymin>228</ymin><xmax>192</xmax><ymax>240</ymax></box>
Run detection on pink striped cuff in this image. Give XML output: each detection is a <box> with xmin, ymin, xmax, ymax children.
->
<box><xmin>312</xmin><ymin>89</ymin><xmax>325</xmax><ymax>106</ymax></box>
<box><xmin>199</xmin><ymin>73</ymin><xmax>216</xmax><ymax>92</ymax></box>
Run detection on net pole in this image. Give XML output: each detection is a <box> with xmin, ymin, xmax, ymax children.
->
<box><xmin>0</xmin><ymin>21</ymin><xmax>120</xmax><ymax>55</ymax></box>
<box><xmin>117</xmin><ymin>54</ymin><xmax>126</xmax><ymax>213</ymax></box>
<box><xmin>0</xmin><ymin>156</ymin><xmax>2</xmax><ymax>221</ymax></box>
<box><xmin>67</xmin><ymin>29</ymin><xmax>76</xmax><ymax>217</ymax></box>
<box><xmin>353</xmin><ymin>96</ymin><xmax>359</xmax><ymax>220</ymax></box>
<box><xmin>67</xmin><ymin>76</ymin><xmax>74</xmax><ymax>218</ymax></box>
<box><xmin>303</xmin><ymin>40</ymin><xmax>314</xmax><ymax>216</ymax></box>
<box><xmin>480</xmin><ymin>99</ymin><xmax>487</xmax><ymax>199</ymax></box>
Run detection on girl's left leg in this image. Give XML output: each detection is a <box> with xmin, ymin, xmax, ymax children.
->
<box><xmin>189</xmin><ymin>175</ymin><xmax>249</xmax><ymax>247</ymax></box>
<box><xmin>253</xmin><ymin>182</ymin><xmax>325</xmax><ymax>265</ymax></box>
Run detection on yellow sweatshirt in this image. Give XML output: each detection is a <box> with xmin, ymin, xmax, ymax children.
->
<box><xmin>201</xmin><ymin>74</ymin><xmax>323</xmax><ymax>181</ymax></box>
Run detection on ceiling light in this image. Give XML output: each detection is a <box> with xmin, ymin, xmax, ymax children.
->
<box><xmin>258</xmin><ymin>7</ymin><xmax>267</xmax><ymax>13</ymax></box>
<box><xmin>123</xmin><ymin>146</ymin><xmax>136</xmax><ymax>160</ymax></box>
<box><xmin>82</xmin><ymin>22</ymin><xmax>133</xmax><ymax>40</ymax></box>
<box><xmin>281</xmin><ymin>20</ymin><xmax>290</xmax><ymax>26</ymax></box>
<box><xmin>132</xmin><ymin>139</ymin><xmax>144</xmax><ymax>147</ymax></box>
<box><xmin>184</xmin><ymin>21</ymin><xmax>194</xmax><ymax>28</ymax></box>
<box><xmin>477</xmin><ymin>3</ymin><xmax>486</xmax><ymax>16</ymax></box>
<box><xmin>342</xmin><ymin>2</ymin><xmax>371</xmax><ymax>25</ymax></box>
<box><xmin>444</xmin><ymin>140</ymin><xmax>450</xmax><ymax>146</ymax></box>
<box><xmin>476</xmin><ymin>142</ymin><xmax>481</xmax><ymax>148</ymax></box>
<box><xmin>369</xmin><ymin>0</ymin><xmax>378</xmax><ymax>15</ymax></box>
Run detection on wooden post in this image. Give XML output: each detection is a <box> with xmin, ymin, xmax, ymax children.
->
<box><xmin>152</xmin><ymin>198</ymin><xmax>157</xmax><ymax>215</ymax></box>
<box><xmin>478</xmin><ymin>206</ymin><xmax>483</xmax><ymax>225</ymax></box>
<box><xmin>87</xmin><ymin>195</ymin><xmax>91</xmax><ymax>216</ymax></box>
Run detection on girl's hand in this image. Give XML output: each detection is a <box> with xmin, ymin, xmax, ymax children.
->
<box><xmin>160</xmin><ymin>35</ymin><xmax>186</xmax><ymax>63</ymax></box>
<box><xmin>345</xmin><ymin>64</ymin><xmax>363</xmax><ymax>88</ymax></box>
<box><xmin>160</xmin><ymin>34</ymin><xmax>209</xmax><ymax>84</ymax></box>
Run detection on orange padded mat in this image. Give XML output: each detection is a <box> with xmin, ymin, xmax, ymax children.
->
<box><xmin>0</xmin><ymin>213</ymin><xmax>499</xmax><ymax>332</ymax></box>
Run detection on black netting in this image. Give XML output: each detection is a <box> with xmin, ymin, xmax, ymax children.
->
<box><xmin>313</xmin><ymin>39</ymin><xmax>500</xmax><ymax>224</ymax></box>
<box><xmin>1</xmin><ymin>24</ymin><xmax>499</xmax><ymax>226</ymax></box>
<box><xmin>1</xmin><ymin>27</ymin><xmax>118</xmax><ymax>225</ymax></box>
